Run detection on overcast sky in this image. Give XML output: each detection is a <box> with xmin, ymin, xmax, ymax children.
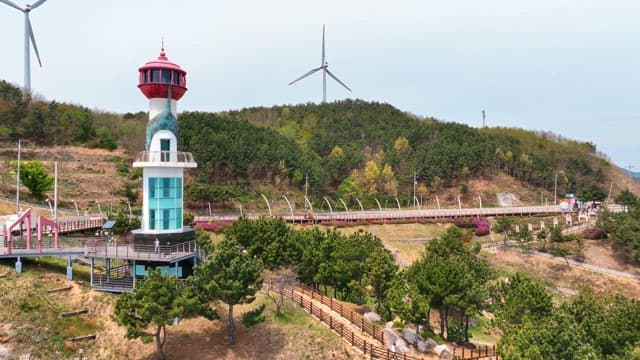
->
<box><xmin>1</xmin><ymin>0</ymin><xmax>639</xmax><ymax>168</ymax></box>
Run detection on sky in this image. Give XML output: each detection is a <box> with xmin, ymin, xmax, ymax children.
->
<box><xmin>1</xmin><ymin>0</ymin><xmax>639</xmax><ymax>168</ymax></box>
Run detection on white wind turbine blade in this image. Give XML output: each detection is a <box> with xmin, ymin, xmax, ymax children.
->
<box><xmin>321</xmin><ymin>24</ymin><xmax>325</xmax><ymax>66</ymax></box>
<box><xmin>325</xmin><ymin>68</ymin><xmax>351</xmax><ymax>92</ymax></box>
<box><xmin>26</xmin><ymin>15</ymin><xmax>42</xmax><ymax>66</ymax></box>
<box><xmin>0</xmin><ymin>0</ymin><xmax>24</xmax><ymax>11</ymax></box>
<box><xmin>29</xmin><ymin>0</ymin><xmax>47</xmax><ymax>10</ymax></box>
<box><xmin>288</xmin><ymin>67</ymin><xmax>322</xmax><ymax>86</ymax></box>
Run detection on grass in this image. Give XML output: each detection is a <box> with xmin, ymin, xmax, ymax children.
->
<box><xmin>467</xmin><ymin>314</ymin><xmax>500</xmax><ymax>345</ymax></box>
<box><xmin>0</xmin><ymin>262</ymin><xmax>101</xmax><ymax>359</ymax></box>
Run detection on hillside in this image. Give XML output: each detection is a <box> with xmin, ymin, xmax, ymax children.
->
<box><xmin>0</xmin><ymin>79</ymin><xmax>635</xmax><ymax>213</ymax></box>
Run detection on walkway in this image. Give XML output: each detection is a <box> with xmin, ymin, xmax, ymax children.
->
<box><xmin>267</xmin><ymin>282</ymin><xmax>497</xmax><ymax>360</ymax></box>
<box><xmin>196</xmin><ymin>205</ymin><xmax>567</xmax><ymax>225</ymax></box>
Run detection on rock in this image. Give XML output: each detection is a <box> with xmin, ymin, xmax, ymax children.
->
<box><xmin>394</xmin><ymin>337</ymin><xmax>409</xmax><ymax>353</ymax></box>
<box><xmin>434</xmin><ymin>344</ymin><xmax>452</xmax><ymax>359</ymax></box>
<box><xmin>416</xmin><ymin>340</ymin><xmax>428</xmax><ymax>353</ymax></box>
<box><xmin>401</xmin><ymin>327</ymin><xmax>421</xmax><ymax>345</ymax></box>
<box><xmin>425</xmin><ymin>338</ymin><xmax>438</xmax><ymax>350</ymax></box>
<box><xmin>383</xmin><ymin>328</ymin><xmax>398</xmax><ymax>350</ymax></box>
<box><xmin>363</xmin><ymin>311</ymin><xmax>381</xmax><ymax>322</ymax></box>
<box><xmin>385</xmin><ymin>321</ymin><xmax>394</xmax><ymax>329</ymax></box>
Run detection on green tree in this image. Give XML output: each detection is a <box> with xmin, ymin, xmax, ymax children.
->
<box><xmin>498</xmin><ymin>311</ymin><xmax>600</xmax><ymax>360</ymax></box>
<box><xmin>492</xmin><ymin>217</ymin><xmax>515</xmax><ymax>247</ymax></box>
<box><xmin>363</xmin><ymin>247</ymin><xmax>398</xmax><ymax>313</ymax></box>
<box><xmin>385</xmin><ymin>270</ymin><xmax>430</xmax><ymax>331</ymax></box>
<box><xmin>615</xmin><ymin>189</ymin><xmax>639</xmax><ymax>208</ymax></box>
<box><xmin>491</xmin><ymin>272</ymin><xmax>553</xmax><ymax>332</ymax></box>
<box><xmin>193</xmin><ymin>238</ymin><xmax>264</xmax><ymax>345</ymax></box>
<box><xmin>13</xmin><ymin>160</ymin><xmax>53</xmax><ymax>200</ymax></box>
<box><xmin>410</xmin><ymin>227</ymin><xmax>491</xmax><ymax>340</ymax></box>
<box><xmin>112</xmin><ymin>269</ymin><xmax>215</xmax><ymax>360</ymax></box>
<box><xmin>577</xmin><ymin>184</ymin><xmax>607</xmax><ymax>202</ymax></box>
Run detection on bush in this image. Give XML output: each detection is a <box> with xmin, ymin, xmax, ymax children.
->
<box><xmin>475</xmin><ymin>225</ymin><xmax>490</xmax><ymax>236</ymax></box>
<box><xmin>583</xmin><ymin>227</ymin><xmax>605</xmax><ymax>239</ymax></box>
<box><xmin>454</xmin><ymin>218</ymin><xmax>475</xmax><ymax>228</ymax></box>
<box><xmin>195</xmin><ymin>220</ymin><xmax>234</xmax><ymax>233</ymax></box>
<box><xmin>241</xmin><ymin>304</ymin><xmax>266</xmax><ymax>327</ymax></box>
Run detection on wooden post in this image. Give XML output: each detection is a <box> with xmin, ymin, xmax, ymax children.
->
<box><xmin>351</xmin><ymin>331</ymin><xmax>354</xmax><ymax>345</ymax></box>
<box><xmin>330</xmin><ymin>316</ymin><xmax>333</xmax><ymax>329</ymax></box>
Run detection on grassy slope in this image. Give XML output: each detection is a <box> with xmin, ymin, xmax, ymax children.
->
<box><xmin>0</xmin><ymin>259</ymin><xmax>364</xmax><ymax>360</ymax></box>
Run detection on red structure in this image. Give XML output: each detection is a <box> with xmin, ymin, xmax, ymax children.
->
<box><xmin>137</xmin><ymin>48</ymin><xmax>187</xmax><ymax>100</ymax></box>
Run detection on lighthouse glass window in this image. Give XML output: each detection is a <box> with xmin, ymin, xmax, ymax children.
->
<box><xmin>148</xmin><ymin>177</ymin><xmax>183</xmax><ymax>230</ymax></box>
<box><xmin>161</xmin><ymin>70</ymin><xmax>171</xmax><ymax>84</ymax></box>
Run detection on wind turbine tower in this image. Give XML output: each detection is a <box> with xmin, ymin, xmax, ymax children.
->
<box><xmin>1</xmin><ymin>0</ymin><xmax>48</xmax><ymax>93</ymax></box>
<box><xmin>288</xmin><ymin>24</ymin><xmax>351</xmax><ymax>103</ymax></box>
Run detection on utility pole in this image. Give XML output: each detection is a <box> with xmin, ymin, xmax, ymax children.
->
<box><xmin>16</xmin><ymin>139</ymin><xmax>20</xmax><ymax>214</ymax></box>
<box><xmin>554</xmin><ymin>172</ymin><xmax>558</xmax><ymax>205</ymax></box>
<box><xmin>304</xmin><ymin>174</ymin><xmax>309</xmax><ymax>212</ymax></box>
<box><xmin>54</xmin><ymin>161</ymin><xmax>58</xmax><ymax>221</ymax></box>
<box><xmin>413</xmin><ymin>171</ymin><xmax>417</xmax><ymax>208</ymax></box>
<box><xmin>482</xmin><ymin>110</ymin><xmax>486</xmax><ymax>128</ymax></box>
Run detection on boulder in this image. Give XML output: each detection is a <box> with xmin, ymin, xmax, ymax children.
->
<box><xmin>424</xmin><ymin>339</ymin><xmax>438</xmax><ymax>350</ymax></box>
<box><xmin>416</xmin><ymin>340</ymin><xmax>428</xmax><ymax>353</ymax></box>
<box><xmin>383</xmin><ymin>328</ymin><xmax>398</xmax><ymax>350</ymax></box>
<box><xmin>417</xmin><ymin>338</ymin><xmax>437</xmax><ymax>353</ymax></box>
<box><xmin>401</xmin><ymin>327</ymin><xmax>421</xmax><ymax>345</ymax></box>
<box><xmin>363</xmin><ymin>311</ymin><xmax>381</xmax><ymax>322</ymax></box>
<box><xmin>385</xmin><ymin>321</ymin><xmax>394</xmax><ymax>329</ymax></box>
<box><xmin>394</xmin><ymin>337</ymin><xmax>409</xmax><ymax>353</ymax></box>
<box><xmin>434</xmin><ymin>344</ymin><xmax>452</xmax><ymax>359</ymax></box>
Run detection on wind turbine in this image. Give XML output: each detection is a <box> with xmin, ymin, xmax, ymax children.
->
<box><xmin>1</xmin><ymin>0</ymin><xmax>48</xmax><ymax>93</ymax></box>
<box><xmin>288</xmin><ymin>24</ymin><xmax>351</xmax><ymax>103</ymax></box>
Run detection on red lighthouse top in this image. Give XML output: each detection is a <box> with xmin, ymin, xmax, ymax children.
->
<box><xmin>138</xmin><ymin>48</ymin><xmax>187</xmax><ymax>100</ymax></box>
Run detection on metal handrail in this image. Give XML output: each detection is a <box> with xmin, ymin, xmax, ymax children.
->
<box><xmin>133</xmin><ymin>151</ymin><xmax>196</xmax><ymax>164</ymax></box>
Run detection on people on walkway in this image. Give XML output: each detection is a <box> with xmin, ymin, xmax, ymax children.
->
<box><xmin>154</xmin><ymin>237</ymin><xmax>160</xmax><ymax>254</ymax></box>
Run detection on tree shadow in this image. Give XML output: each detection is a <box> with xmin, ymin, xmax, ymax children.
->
<box><xmin>141</xmin><ymin>316</ymin><xmax>287</xmax><ymax>360</ymax></box>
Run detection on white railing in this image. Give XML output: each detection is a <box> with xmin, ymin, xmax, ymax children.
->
<box><xmin>133</xmin><ymin>151</ymin><xmax>196</xmax><ymax>165</ymax></box>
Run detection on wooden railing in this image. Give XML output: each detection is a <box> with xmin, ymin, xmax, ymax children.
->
<box><xmin>266</xmin><ymin>281</ymin><xmax>498</xmax><ymax>360</ymax></box>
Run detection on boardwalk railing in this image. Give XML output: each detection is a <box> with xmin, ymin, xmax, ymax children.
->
<box><xmin>84</xmin><ymin>239</ymin><xmax>198</xmax><ymax>261</ymax></box>
<box><xmin>196</xmin><ymin>205</ymin><xmax>566</xmax><ymax>225</ymax></box>
<box><xmin>266</xmin><ymin>281</ymin><xmax>498</xmax><ymax>360</ymax></box>
<box><xmin>57</xmin><ymin>217</ymin><xmax>104</xmax><ymax>234</ymax></box>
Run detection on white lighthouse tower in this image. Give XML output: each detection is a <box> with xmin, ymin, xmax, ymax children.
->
<box><xmin>132</xmin><ymin>47</ymin><xmax>197</xmax><ymax>246</ymax></box>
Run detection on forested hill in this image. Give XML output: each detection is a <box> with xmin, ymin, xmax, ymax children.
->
<box><xmin>0</xmin><ymin>79</ymin><xmax>612</xmax><ymax>208</ymax></box>
<box><xmin>179</xmin><ymin>100</ymin><xmax>610</xmax><ymax>208</ymax></box>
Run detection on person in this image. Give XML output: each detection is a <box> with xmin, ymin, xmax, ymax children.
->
<box><xmin>154</xmin><ymin>237</ymin><xmax>160</xmax><ymax>254</ymax></box>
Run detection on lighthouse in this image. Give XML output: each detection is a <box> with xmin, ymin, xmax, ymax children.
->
<box><xmin>132</xmin><ymin>47</ymin><xmax>197</xmax><ymax>246</ymax></box>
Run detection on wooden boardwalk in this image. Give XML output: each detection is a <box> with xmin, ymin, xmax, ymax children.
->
<box><xmin>196</xmin><ymin>205</ymin><xmax>568</xmax><ymax>224</ymax></box>
<box><xmin>0</xmin><ymin>238</ymin><xmax>199</xmax><ymax>264</ymax></box>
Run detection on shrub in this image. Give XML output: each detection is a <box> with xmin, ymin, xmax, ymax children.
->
<box><xmin>475</xmin><ymin>225</ymin><xmax>490</xmax><ymax>236</ymax></box>
<box><xmin>454</xmin><ymin>218</ymin><xmax>475</xmax><ymax>228</ymax></box>
<box><xmin>583</xmin><ymin>227</ymin><xmax>605</xmax><ymax>239</ymax></box>
<box><xmin>195</xmin><ymin>220</ymin><xmax>234</xmax><ymax>233</ymax></box>
<box><xmin>241</xmin><ymin>304</ymin><xmax>266</xmax><ymax>327</ymax></box>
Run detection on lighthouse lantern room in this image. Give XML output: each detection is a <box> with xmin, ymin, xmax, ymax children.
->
<box><xmin>132</xmin><ymin>47</ymin><xmax>196</xmax><ymax>246</ymax></box>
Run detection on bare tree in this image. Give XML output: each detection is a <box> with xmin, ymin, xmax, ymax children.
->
<box><xmin>263</xmin><ymin>267</ymin><xmax>298</xmax><ymax>315</ymax></box>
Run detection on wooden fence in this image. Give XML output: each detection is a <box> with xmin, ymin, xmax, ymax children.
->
<box><xmin>266</xmin><ymin>281</ymin><xmax>498</xmax><ymax>360</ymax></box>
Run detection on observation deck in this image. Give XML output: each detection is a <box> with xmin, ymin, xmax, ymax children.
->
<box><xmin>132</xmin><ymin>151</ymin><xmax>197</xmax><ymax>168</ymax></box>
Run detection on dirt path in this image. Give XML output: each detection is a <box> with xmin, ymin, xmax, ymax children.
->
<box><xmin>486</xmin><ymin>247</ymin><xmax>640</xmax><ymax>299</ymax></box>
